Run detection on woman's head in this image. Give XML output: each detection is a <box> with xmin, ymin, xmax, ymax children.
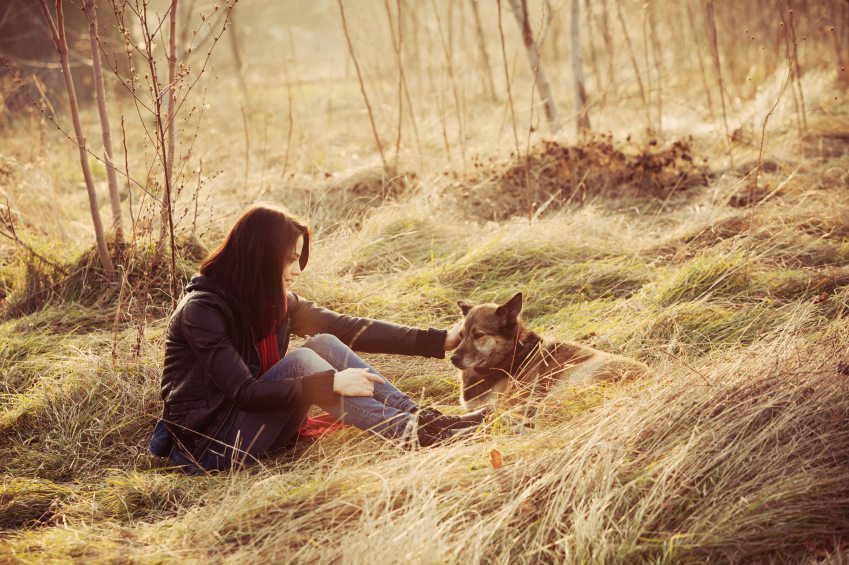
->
<box><xmin>199</xmin><ymin>204</ymin><xmax>310</xmax><ymax>336</ymax></box>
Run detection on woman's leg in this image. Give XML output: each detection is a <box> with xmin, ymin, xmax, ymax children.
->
<box><xmin>199</xmin><ymin>353</ymin><xmax>312</xmax><ymax>470</ymax></box>
<box><xmin>302</xmin><ymin>333</ymin><xmax>419</xmax><ymax>413</ymax></box>
<box><xmin>281</xmin><ymin>345</ymin><xmax>415</xmax><ymax>443</ymax></box>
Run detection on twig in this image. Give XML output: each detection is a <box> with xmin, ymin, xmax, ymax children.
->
<box><xmin>120</xmin><ymin>115</ymin><xmax>135</xmax><ymax>236</ymax></box>
<box><xmin>384</xmin><ymin>0</ymin><xmax>403</xmax><ymax>171</ymax></box>
<box><xmin>647</xmin><ymin>1</ymin><xmax>663</xmax><ymax>133</ymax></box>
<box><xmin>470</xmin><ymin>0</ymin><xmax>498</xmax><ymax>102</ymax></box>
<box><xmin>431</xmin><ymin>0</ymin><xmax>468</xmax><ymax>176</ymax></box>
<box><xmin>705</xmin><ymin>0</ymin><xmax>733</xmax><ymax>168</ymax></box>
<box><xmin>749</xmin><ymin>29</ymin><xmax>796</xmax><ymax>248</ymax></box>
<box><xmin>0</xmin><ymin>197</ymin><xmax>68</xmax><ymax>275</ymax></box>
<box><xmin>337</xmin><ymin>0</ymin><xmax>388</xmax><ymax>172</ymax></box>
<box><xmin>281</xmin><ymin>31</ymin><xmax>295</xmax><ymax>180</ymax></box>
<box><xmin>779</xmin><ymin>3</ymin><xmax>808</xmax><ymax>136</ymax></box>
<box><xmin>241</xmin><ymin>103</ymin><xmax>250</xmax><ymax>193</ymax></box>
<box><xmin>686</xmin><ymin>0</ymin><xmax>715</xmax><ymax>120</ymax></box>
<box><xmin>615</xmin><ymin>0</ymin><xmax>650</xmax><ymax>130</ymax></box>
<box><xmin>497</xmin><ymin>0</ymin><xmax>520</xmax><ymax>155</ymax></box>
<box><xmin>659</xmin><ymin>348</ymin><xmax>714</xmax><ymax>387</ymax></box>
<box><xmin>397</xmin><ymin>0</ymin><xmax>423</xmax><ymax>168</ymax></box>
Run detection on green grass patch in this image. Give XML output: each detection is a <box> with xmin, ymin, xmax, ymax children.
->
<box><xmin>535</xmin><ymin>298</ymin><xmax>630</xmax><ymax>339</ymax></box>
<box><xmin>1</xmin><ymin>358</ymin><xmax>161</xmax><ymax>480</ymax></box>
<box><xmin>649</xmin><ymin>253</ymin><xmax>755</xmax><ymax>306</ymax></box>
<box><xmin>342</xmin><ymin>214</ymin><xmax>459</xmax><ymax>276</ymax></box>
<box><xmin>0</xmin><ymin>477</ymin><xmax>72</xmax><ymax>529</ymax></box>
<box><xmin>641</xmin><ymin>301</ymin><xmax>790</xmax><ymax>353</ymax></box>
<box><xmin>88</xmin><ymin>470</ymin><xmax>216</xmax><ymax>522</ymax></box>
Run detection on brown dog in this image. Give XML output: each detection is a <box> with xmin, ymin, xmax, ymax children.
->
<box><xmin>451</xmin><ymin>292</ymin><xmax>649</xmax><ymax>413</ymax></box>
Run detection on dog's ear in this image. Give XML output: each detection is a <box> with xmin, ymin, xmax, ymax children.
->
<box><xmin>457</xmin><ymin>300</ymin><xmax>474</xmax><ymax>316</ymax></box>
<box><xmin>496</xmin><ymin>292</ymin><xmax>523</xmax><ymax>322</ymax></box>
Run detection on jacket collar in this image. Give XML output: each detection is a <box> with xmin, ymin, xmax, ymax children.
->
<box><xmin>185</xmin><ymin>274</ymin><xmax>227</xmax><ymax>296</ymax></box>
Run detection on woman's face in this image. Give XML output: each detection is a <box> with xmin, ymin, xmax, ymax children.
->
<box><xmin>283</xmin><ymin>235</ymin><xmax>304</xmax><ymax>288</ymax></box>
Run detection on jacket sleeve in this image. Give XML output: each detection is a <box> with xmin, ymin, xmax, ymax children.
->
<box><xmin>181</xmin><ymin>297</ymin><xmax>338</xmax><ymax>411</ymax></box>
<box><xmin>287</xmin><ymin>292</ymin><xmax>447</xmax><ymax>358</ymax></box>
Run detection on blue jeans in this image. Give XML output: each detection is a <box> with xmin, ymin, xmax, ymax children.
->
<box><xmin>196</xmin><ymin>334</ymin><xmax>419</xmax><ymax>470</ymax></box>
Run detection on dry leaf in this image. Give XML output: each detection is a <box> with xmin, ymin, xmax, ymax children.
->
<box><xmin>812</xmin><ymin>292</ymin><xmax>830</xmax><ymax>304</ymax></box>
<box><xmin>490</xmin><ymin>448</ymin><xmax>503</xmax><ymax>469</ymax></box>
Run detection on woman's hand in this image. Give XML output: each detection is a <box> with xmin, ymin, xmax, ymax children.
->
<box><xmin>444</xmin><ymin>319</ymin><xmax>464</xmax><ymax>351</ymax></box>
<box><xmin>333</xmin><ymin>368</ymin><xmax>386</xmax><ymax>396</ymax></box>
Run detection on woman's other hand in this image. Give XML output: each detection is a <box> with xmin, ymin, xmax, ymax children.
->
<box><xmin>444</xmin><ymin>319</ymin><xmax>464</xmax><ymax>351</ymax></box>
<box><xmin>333</xmin><ymin>368</ymin><xmax>386</xmax><ymax>396</ymax></box>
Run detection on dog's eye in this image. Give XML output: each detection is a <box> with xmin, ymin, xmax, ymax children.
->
<box><xmin>472</xmin><ymin>330</ymin><xmax>485</xmax><ymax>339</ymax></box>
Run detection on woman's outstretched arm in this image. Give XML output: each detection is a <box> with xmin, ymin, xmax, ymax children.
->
<box><xmin>287</xmin><ymin>292</ymin><xmax>448</xmax><ymax>358</ymax></box>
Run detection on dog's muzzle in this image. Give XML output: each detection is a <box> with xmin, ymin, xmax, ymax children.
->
<box><xmin>450</xmin><ymin>353</ymin><xmax>467</xmax><ymax>369</ymax></box>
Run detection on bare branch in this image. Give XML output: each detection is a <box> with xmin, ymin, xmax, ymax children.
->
<box><xmin>337</xmin><ymin>0</ymin><xmax>388</xmax><ymax>172</ymax></box>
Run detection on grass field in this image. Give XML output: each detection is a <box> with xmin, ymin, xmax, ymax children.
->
<box><xmin>2</xmin><ymin>0</ymin><xmax>849</xmax><ymax>562</ymax></box>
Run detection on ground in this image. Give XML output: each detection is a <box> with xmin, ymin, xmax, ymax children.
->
<box><xmin>2</xmin><ymin>1</ymin><xmax>849</xmax><ymax>561</ymax></box>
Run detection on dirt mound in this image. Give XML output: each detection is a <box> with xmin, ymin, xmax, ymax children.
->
<box><xmin>1</xmin><ymin>234</ymin><xmax>206</xmax><ymax>324</ymax></box>
<box><xmin>275</xmin><ymin>167</ymin><xmax>418</xmax><ymax>232</ymax></box>
<box><xmin>449</xmin><ymin>135</ymin><xmax>711</xmax><ymax>220</ymax></box>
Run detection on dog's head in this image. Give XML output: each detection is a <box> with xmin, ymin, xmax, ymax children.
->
<box><xmin>450</xmin><ymin>292</ymin><xmax>524</xmax><ymax>371</ymax></box>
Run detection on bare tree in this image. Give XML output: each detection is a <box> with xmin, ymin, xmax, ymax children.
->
<box><xmin>615</xmin><ymin>0</ymin><xmax>649</xmax><ymax>130</ymax></box>
<box><xmin>599</xmin><ymin>0</ymin><xmax>616</xmax><ymax>89</ymax></box>
<box><xmin>470</xmin><ymin>0</ymin><xmax>498</xmax><ymax>102</ymax></box>
<box><xmin>165</xmin><ymin>0</ymin><xmax>179</xmax><ymax>189</ymax></box>
<box><xmin>497</xmin><ymin>0</ymin><xmax>520</xmax><ymax>153</ymax></box>
<box><xmin>37</xmin><ymin>0</ymin><xmax>115</xmax><ymax>276</ymax></box>
<box><xmin>830</xmin><ymin>10</ymin><xmax>847</xmax><ymax>78</ymax></box>
<box><xmin>431</xmin><ymin>0</ymin><xmax>467</xmax><ymax>174</ymax></box>
<box><xmin>686</xmin><ymin>0</ymin><xmax>715</xmax><ymax>120</ymax></box>
<box><xmin>508</xmin><ymin>0</ymin><xmax>562</xmax><ymax>134</ymax></box>
<box><xmin>571</xmin><ymin>0</ymin><xmax>590</xmax><ymax>132</ymax></box>
<box><xmin>584</xmin><ymin>0</ymin><xmax>602</xmax><ymax>95</ymax></box>
<box><xmin>384</xmin><ymin>0</ymin><xmax>420</xmax><ymax>169</ymax></box>
<box><xmin>705</xmin><ymin>0</ymin><xmax>732</xmax><ymax>166</ymax></box>
<box><xmin>228</xmin><ymin>5</ymin><xmax>249</xmax><ymax>102</ymax></box>
<box><xmin>778</xmin><ymin>2</ymin><xmax>807</xmax><ymax>135</ymax></box>
<box><xmin>337</xmin><ymin>0</ymin><xmax>388</xmax><ymax>172</ymax></box>
<box><xmin>395</xmin><ymin>0</ymin><xmax>423</xmax><ymax>166</ymax></box>
<box><xmin>83</xmin><ymin>0</ymin><xmax>124</xmax><ymax>244</ymax></box>
<box><xmin>647</xmin><ymin>1</ymin><xmax>663</xmax><ymax>132</ymax></box>
<box><xmin>140</xmin><ymin>0</ymin><xmax>181</xmax><ymax>302</ymax></box>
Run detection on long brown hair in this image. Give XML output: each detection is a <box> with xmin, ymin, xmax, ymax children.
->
<box><xmin>199</xmin><ymin>204</ymin><xmax>310</xmax><ymax>337</ymax></box>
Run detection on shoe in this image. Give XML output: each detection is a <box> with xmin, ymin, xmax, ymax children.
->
<box><xmin>414</xmin><ymin>406</ymin><xmax>488</xmax><ymax>431</ymax></box>
<box><xmin>413</xmin><ymin>407</ymin><xmax>485</xmax><ymax>447</ymax></box>
<box><xmin>415</xmin><ymin>416</ymin><xmax>477</xmax><ymax>447</ymax></box>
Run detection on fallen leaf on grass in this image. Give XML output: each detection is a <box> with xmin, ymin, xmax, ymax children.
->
<box><xmin>490</xmin><ymin>449</ymin><xmax>503</xmax><ymax>469</ymax></box>
<box><xmin>812</xmin><ymin>292</ymin><xmax>830</xmax><ymax>304</ymax></box>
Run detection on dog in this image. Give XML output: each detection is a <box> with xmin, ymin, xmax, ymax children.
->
<box><xmin>450</xmin><ymin>292</ymin><xmax>649</xmax><ymax>414</ymax></box>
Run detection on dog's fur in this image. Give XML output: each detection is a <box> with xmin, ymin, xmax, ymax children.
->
<box><xmin>451</xmin><ymin>292</ymin><xmax>649</xmax><ymax>412</ymax></box>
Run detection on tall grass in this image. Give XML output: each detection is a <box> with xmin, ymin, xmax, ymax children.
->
<box><xmin>2</xmin><ymin>3</ymin><xmax>849</xmax><ymax>559</ymax></box>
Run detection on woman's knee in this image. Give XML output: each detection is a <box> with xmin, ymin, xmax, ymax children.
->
<box><xmin>303</xmin><ymin>333</ymin><xmax>346</xmax><ymax>354</ymax></box>
<box><xmin>286</xmin><ymin>347</ymin><xmax>333</xmax><ymax>373</ymax></box>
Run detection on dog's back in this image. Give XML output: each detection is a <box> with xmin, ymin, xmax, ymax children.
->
<box><xmin>451</xmin><ymin>293</ymin><xmax>649</xmax><ymax>411</ymax></box>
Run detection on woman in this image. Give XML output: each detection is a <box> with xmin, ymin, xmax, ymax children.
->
<box><xmin>150</xmin><ymin>204</ymin><xmax>484</xmax><ymax>472</ymax></box>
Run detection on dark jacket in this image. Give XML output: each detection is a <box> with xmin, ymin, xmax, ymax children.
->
<box><xmin>155</xmin><ymin>274</ymin><xmax>447</xmax><ymax>463</ymax></box>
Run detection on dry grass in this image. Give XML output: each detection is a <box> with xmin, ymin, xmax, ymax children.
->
<box><xmin>2</xmin><ymin>2</ymin><xmax>849</xmax><ymax>561</ymax></box>
<box><xmin>4</xmin><ymin>125</ymin><xmax>849</xmax><ymax>559</ymax></box>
